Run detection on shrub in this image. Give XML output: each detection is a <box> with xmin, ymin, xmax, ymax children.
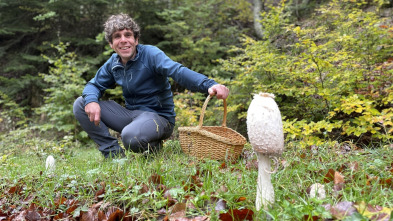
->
<box><xmin>35</xmin><ymin>42</ymin><xmax>88</xmax><ymax>139</ymax></box>
<box><xmin>219</xmin><ymin>0</ymin><xmax>393</xmax><ymax>145</ymax></box>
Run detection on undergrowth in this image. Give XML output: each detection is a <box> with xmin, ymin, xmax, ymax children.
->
<box><xmin>0</xmin><ymin>132</ymin><xmax>392</xmax><ymax>220</ymax></box>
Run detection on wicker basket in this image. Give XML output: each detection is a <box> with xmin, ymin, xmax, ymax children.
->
<box><xmin>178</xmin><ymin>95</ymin><xmax>246</xmax><ymax>160</ymax></box>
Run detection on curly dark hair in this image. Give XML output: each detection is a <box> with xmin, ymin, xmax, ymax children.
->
<box><xmin>104</xmin><ymin>13</ymin><xmax>140</xmax><ymax>43</ymax></box>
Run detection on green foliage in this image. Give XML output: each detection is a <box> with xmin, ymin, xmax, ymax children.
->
<box><xmin>0</xmin><ymin>127</ymin><xmax>77</xmax><ymax>157</ymax></box>
<box><xmin>0</xmin><ymin>92</ymin><xmax>28</xmax><ymax>132</ymax></box>
<box><xmin>219</xmin><ymin>0</ymin><xmax>393</xmax><ymax>145</ymax></box>
<box><xmin>1</xmin><ymin>141</ymin><xmax>392</xmax><ymax>219</ymax></box>
<box><xmin>35</xmin><ymin>42</ymin><xmax>88</xmax><ymax>137</ymax></box>
<box><xmin>148</xmin><ymin>0</ymin><xmax>253</xmax><ymax>74</ymax></box>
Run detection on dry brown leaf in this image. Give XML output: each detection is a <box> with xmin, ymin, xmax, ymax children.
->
<box><xmin>334</xmin><ymin>171</ymin><xmax>345</xmax><ymax>185</ymax></box>
<box><xmin>80</xmin><ymin>207</ymin><xmax>98</xmax><ymax>221</ymax></box>
<box><xmin>107</xmin><ymin>207</ymin><xmax>124</xmax><ymax>221</ymax></box>
<box><xmin>217</xmin><ymin>185</ymin><xmax>228</xmax><ymax>193</ymax></box>
<box><xmin>95</xmin><ymin>182</ymin><xmax>106</xmax><ymax>201</ymax></box>
<box><xmin>303</xmin><ymin>214</ymin><xmax>319</xmax><ymax>221</ymax></box>
<box><xmin>139</xmin><ymin>183</ymin><xmax>149</xmax><ymax>194</ymax></box>
<box><xmin>149</xmin><ymin>174</ymin><xmax>163</xmax><ymax>185</ymax></box>
<box><xmin>236</xmin><ymin>197</ymin><xmax>246</xmax><ymax>202</ymax></box>
<box><xmin>219</xmin><ymin>208</ymin><xmax>254</xmax><ymax>221</ymax></box>
<box><xmin>169</xmin><ymin>203</ymin><xmax>187</xmax><ymax>220</ymax></box>
<box><xmin>348</xmin><ymin>162</ymin><xmax>359</xmax><ymax>172</ymax></box>
<box><xmin>323</xmin><ymin>169</ymin><xmax>335</xmax><ymax>183</ymax></box>
<box><xmin>25</xmin><ymin>209</ymin><xmax>41</xmax><ymax>221</ymax></box>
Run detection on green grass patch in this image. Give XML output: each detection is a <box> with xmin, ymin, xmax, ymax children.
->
<box><xmin>0</xmin><ymin>134</ymin><xmax>392</xmax><ymax>220</ymax></box>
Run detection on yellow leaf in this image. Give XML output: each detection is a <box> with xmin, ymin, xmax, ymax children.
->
<box><xmin>355</xmin><ymin>202</ymin><xmax>392</xmax><ymax>220</ymax></box>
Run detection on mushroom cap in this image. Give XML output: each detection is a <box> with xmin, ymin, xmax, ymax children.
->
<box><xmin>246</xmin><ymin>92</ymin><xmax>284</xmax><ymax>156</ymax></box>
<box><xmin>45</xmin><ymin>155</ymin><xmax>56</xmax><ymax>173</ymax></box>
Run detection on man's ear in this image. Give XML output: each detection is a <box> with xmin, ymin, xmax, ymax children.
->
<box><xmin>109</xmin><ymin>42</ymin><xmax>114</xmax><ymax>49</ymax></box>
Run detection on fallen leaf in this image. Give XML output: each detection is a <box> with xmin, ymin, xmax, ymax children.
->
<box><xmin>354</xmin><ymin>202</ymin><xmax>392</xmax><ymax>221</ymax></box>
<box><xmin>157</xmin><ymin>208</ymin><xmax>167</xmax><ymax>215</ymax></box>
<box><xmin>139</xmin><ymin>183</ymin><xmax>149</xmax><ymax>194</ymax></box>
<box><xmin>95</xmin><ymin>182</ymin><xmax>106</xmax><ymax>201</ymax></box>
<box><xmin>65</xmin><ymin>200</ymin><xmax>79</xmax><ymax>214</ymax></box>
<box><xmin>334</xmin><ymin>171</ymin><xmax>345</xmax><ymax>185</ymax></box>
<box><xmin>214</xmin><ymin>199</ymin><xmax>227</xmax><ymax>212</ymax></box>
<box><xmin>323</xmin><ymin>169</ymin><xmax>335</xmax><ymax>183</ymax></box>
<box><xmin>54</xmin><ymin>197</ymin><xmax>67</xmax><ymax>208</ymax></box>
<box><xmin>219</xmin><ymin>209</ymin><xmax>254</xmax><ymax>221</ymax></box>
<box><xmin>149</xmin><ymin>174</ymin><xmax>163</xmax><ymax>185</ymax></box>
<box><xmin>80</xmin><ymin>207</ymin><xmax>98</xmax><ymax>221</ymax></box>
<box><xmin>98</xmin><ymin>210</ymin><xmax>106</xmax><ymax>221</ymax></box>
<box><xmin>8</xmin><ymin>185</ymin><xmax>22</xmax><ymax>195</ymax></box>
<box><xmin>107</xmin><ymin>207</ymin><xmax>124</xmax><ymax>221</ymax></box>
<box><xmin>217</xmin><ymin>185</ymin><xmax>228</xmax><ymax>193</ymax></box>
<box><xmin>169</xmin><ymin>203</ymin><xmax>186</xmax><ymax>220</ymax></box>
<box><xmin>333</xmin><ymin>183</ymin><xmax>344</xmax><ymax>192</ymax></box>
<box><xmin>330</xmin><ymin>201</ymin><xmax>357</xmax><ymax>220</ymax></box>
<box><xmin>303</xmin><ymin>214</ymin><xmax>319</xmax><ymax>221</ymax></box>
<box><xmin>156</xmin><ymin>184</ymin><xmax>167</xmax><ymax>192</ymax></box>
<box><xmin>348</xmin><ymin>162</ymin><xmax>359</xmax><ymax>172</ymax></box>
<box><xmin>25</xmin><ymin>209</ymin><xmax>41</xmax><ymax>221</ymax></box>
<box><xmin>379</xmin><ymin>178</ymin><xmax>393</xmax><ymax>188</ymax></box>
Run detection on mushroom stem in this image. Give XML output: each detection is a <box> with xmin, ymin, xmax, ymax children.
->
<box><xmin>256</xmin><ymin>153</ymin><xmax>274</xmax><ymax>211</ymax></box>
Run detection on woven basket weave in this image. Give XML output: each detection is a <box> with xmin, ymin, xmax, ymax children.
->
<box><xmin>178</xmin><ymin>95</ymin><xmax>246</xmax><ymax>160</ymax></box>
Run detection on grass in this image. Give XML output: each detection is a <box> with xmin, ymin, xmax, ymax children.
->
<box><xmin>0</xmin><ymin>132</ymin><xmax>392</xmax><ymax>220</ymax></box>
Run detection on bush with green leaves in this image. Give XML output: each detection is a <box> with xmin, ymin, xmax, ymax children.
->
<box><xmin>35</xmin><ymin>42</ymin><xmax>88</xmax><ymax>139</ymax></box>
<box><xmin>148</xmin><ymin>0</ymin><xmax>253</xmax><ymax>75</ymax></box>
<box><xmin>0</xmin><ymin>91</ymin><xmax>27</xmax><ymax>132</ymax></box>
<box><xmin>219</xmin><ymin>0</ymin><xmax>393</xmax><ymax>145</ymax></box>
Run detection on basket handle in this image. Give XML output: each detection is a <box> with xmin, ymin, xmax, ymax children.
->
<box><xmin>197</xmin><ymin>95</ymin><xmax>227</xmax><ymax>129</ymax></box>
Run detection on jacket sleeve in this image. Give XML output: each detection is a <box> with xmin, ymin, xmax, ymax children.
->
<box><xmin>82</xmin><ymin>56</ymin><xmax>116</xmax><ymax>106</ymax></box>
<box><xmin>148</xmin><ymin>46</ymin><xmax>218</xmax><ymax>93</ymax></box>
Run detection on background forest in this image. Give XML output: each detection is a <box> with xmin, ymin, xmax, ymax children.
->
<box><xmin>1</xmin><ymin>0</ymin><xmax>393</xmax><ymax>220</ymax></box>
<box><xmin>0</xmin><ymin>0</ymin><xmax>393</xmax><ymax>150</ymax></box>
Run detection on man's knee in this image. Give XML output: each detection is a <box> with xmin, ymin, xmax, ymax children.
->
<box><xmin>121</xmin><ymin>115</ymin><xmax>163</xmax><ymax>152</ymax></box>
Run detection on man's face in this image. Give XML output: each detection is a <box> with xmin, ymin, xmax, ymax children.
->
<box><xmin>110</xmin><ymin>29</ymin><xmax>139</xmax><ymax>64</ymax></box>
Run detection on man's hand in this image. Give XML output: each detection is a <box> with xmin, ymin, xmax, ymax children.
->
<box><xmin>208</xmin><ymin>84</ymin><xmax>229</xmax><ymax>99</ymax></box>
<box><xmin>85</xmin><ymin>102</ymin><xmax>101</xmax><ymax>126</ymax></box>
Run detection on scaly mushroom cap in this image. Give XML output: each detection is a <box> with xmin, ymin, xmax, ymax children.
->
<box><xmin>247</xmin><ymin>92</ymin><xmax>284</xmax><ymax>156</ymax></box>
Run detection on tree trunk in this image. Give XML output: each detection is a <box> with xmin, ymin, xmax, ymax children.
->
<box><xmin>253</xmin><ymin>0</ymin><xmax>264</xmax><ymax>39</ymax></box>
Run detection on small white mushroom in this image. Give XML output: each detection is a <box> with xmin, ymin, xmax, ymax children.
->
<box><xmin>45</xmin><ymin>155</ymin><xmax>56</xmax><ymax>173</ymax></box>
<box><xmin>246</xmin><ymin>92</ymin><xmax>284</xmax><ymax>210</ymax></box>
<box><xmin>308</xmin><ymin>183</ymin><xmax>326</xmax><ymax>200</ymax></box>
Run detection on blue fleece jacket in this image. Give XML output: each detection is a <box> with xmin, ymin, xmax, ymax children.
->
<box><xmin>82</xmin><ymin>44</ymin><xmax>218</xmax><ymax>125</ymax></box>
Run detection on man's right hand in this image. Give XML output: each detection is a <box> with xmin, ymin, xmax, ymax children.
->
<box><xmin>85</xmin><ymin>102</ymin><xmax>101</xmax><ymax>126</ymax></box>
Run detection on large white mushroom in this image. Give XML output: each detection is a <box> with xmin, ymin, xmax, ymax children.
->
<box><xmin>246</xmin><ymin>92</ymin><xmax>284</xmax><ymax>210</ymax></box>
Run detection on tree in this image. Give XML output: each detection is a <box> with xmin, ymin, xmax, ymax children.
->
<box><xmin>253</xmin><ymin>0</ymin><xmax>265</xmax><ymax>39</ymax></box>
<box><xmin>219</xmin><ymin>0</ymin><xmax>393</xmax><ymax>144</ymax></box>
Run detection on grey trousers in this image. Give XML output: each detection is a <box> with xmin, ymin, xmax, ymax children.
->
<box><xmin>73</xmin><ymin>97</ymin><xmax>174</xmax><ymax>157</ymax></box>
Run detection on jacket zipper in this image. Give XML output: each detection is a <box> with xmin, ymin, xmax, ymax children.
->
<box><xmin>124</xmin><ymin>67</ymin><xmax>135</xmax><ymax>106</ymax></box>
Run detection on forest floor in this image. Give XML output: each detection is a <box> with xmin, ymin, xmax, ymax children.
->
<box><xmin>0</xmin><ymin>138</ymin><xmax>392</xmax><ymax>220</ymax></box>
